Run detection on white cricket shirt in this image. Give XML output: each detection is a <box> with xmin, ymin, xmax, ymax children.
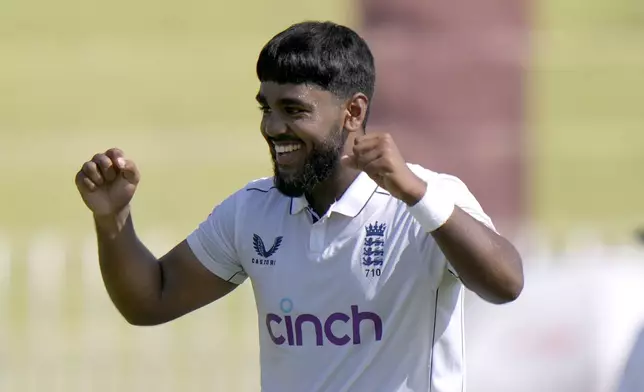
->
<box><xmin>187</xmin><ymin>164</ymin><xmax>495</xmax><ymax>392</ymax></box>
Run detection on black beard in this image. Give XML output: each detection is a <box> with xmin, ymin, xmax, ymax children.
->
<box><xmin>272</xmin><ymin>128</ymin><xmax>347</xmax><ymax>198</ymax></box>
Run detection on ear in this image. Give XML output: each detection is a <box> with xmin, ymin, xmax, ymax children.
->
<box><xmin>343</xmin><ymin>93</ymin><xmax>369</xmax><ymax>133</ymax></box>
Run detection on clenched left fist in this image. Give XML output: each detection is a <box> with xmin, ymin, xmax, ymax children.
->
<box><xmin>341</xmin><ymin>133</ymin><xmax>427</xmax><ymax>206</ymax></box>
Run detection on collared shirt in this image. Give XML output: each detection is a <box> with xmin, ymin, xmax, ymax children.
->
<box><xmin>187</xmin><ymin>163</ymin><xmax>495</xmax><ymax>392</ymax></box>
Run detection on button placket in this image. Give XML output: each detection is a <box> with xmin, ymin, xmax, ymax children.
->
<box><xmin>309</xmin><ymin>218</ymin><xmax>327</xmax><ymax>256</ymax></box>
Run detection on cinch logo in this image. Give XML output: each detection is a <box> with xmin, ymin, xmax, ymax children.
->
<box><xmin>252</xmin><ymin>234</ymin><xmax>282</xmax><ymax>266</ymax></box>
<box><xmin>265</xmin><ymin>298</ymin><xmax>383</xmax><ymax>347</ymax></box>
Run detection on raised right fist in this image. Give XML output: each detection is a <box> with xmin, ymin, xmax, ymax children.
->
<box><xmin>75</xmin><ymin>148</ymin><xmax>141</xmax><ymax>216</ymax></box>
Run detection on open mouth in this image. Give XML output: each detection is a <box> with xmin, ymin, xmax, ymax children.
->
<box><xmin>273</xmin><ymin>142</ymin><xmax>304</xmax><ymax>167</ymax></box>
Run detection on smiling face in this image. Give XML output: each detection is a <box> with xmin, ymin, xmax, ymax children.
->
<box><xmin>257</xmin><ymin>82</ymin><xmax>349</xmax><ymax>197</ymax></box>
<box><xmin>254</xmin><ymin>22</ymin><xmax>376</xmax><ymax>198</ymax></box>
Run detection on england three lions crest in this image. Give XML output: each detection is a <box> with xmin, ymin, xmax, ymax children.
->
<box><xmin>363</xmin><ymin>222</ymin><xmax>386</xmax><ymax>267</ymax></box>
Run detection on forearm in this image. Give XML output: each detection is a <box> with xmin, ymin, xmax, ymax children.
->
<box><xmin>95</xmin><ymin>207</ymin><xmax>164</xmax><ymax>324</ymax></box>
<box><xmin>432</xmin><ymin>207</ymin><xmax>524</xmax><ymax>304</ymax></box>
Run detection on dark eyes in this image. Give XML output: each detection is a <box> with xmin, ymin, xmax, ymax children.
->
<box><xmin>284</xmin><ymin>107</ymin><xmax>305</xmax><ymax>115</ymax></box>
<box><xmin>258</xmin><ymin>106</ymin><xmax>305</xmax><ymax>116</ymax></box>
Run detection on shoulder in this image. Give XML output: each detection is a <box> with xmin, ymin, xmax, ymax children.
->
<box><xmin>241</xmin><ymin>176</ymin><xmax>279</xmax><ymax>197</ymax></box>
<box><xmin>406</xmin><ymin>163</ymin><xmax>475</xmax><ymax>198</ymax></box>
<box><xmin>243</xmin><ymin>176</ymin><xmax>276</xmax><ymax>193</ymax></box>
<box><xmin>226</xmin><ymin>176</ymin><xmax>281</xmax><ymax>204</ymax></box>
<box><xmin>212</xmin><ymin>176</ymin><xmax>288</xmax><ymax>218</ymax></box>
<box><xmin>406</xmin><ymin>162</ymin><xmax>495</xmax><ymax>229</ymax></box>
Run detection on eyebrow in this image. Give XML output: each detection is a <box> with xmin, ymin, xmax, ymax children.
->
<box><xmin>255</xmin><ymin>94</ymin><xmax>312</xmax><ymax>109</ymax></box>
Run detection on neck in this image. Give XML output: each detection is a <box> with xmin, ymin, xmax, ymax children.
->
<box><xmin>305</xmin><ymin>167</ymin><xmax>360</xmax><ymax>217</ymax></box>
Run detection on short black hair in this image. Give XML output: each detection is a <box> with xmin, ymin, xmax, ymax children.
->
<box><xmin>256</xmin><ymin>21</ymin><xmax>376</xmax><ymax>105</ymax></box>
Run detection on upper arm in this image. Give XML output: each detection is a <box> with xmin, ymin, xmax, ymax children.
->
<box><xmin>154</xmin><ymin>192</ymin><xmax>247</xmax><ymax>323</ymax></box>
<box><xmin>156</xmin><ymin>240</ymin><xmax>238</xmax><ymax>322</ymax></box>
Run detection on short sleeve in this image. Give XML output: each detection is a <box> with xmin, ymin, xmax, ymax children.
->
<box><xmin>441</xmin><ymin>174</ymin><xmax>497</xmax><ymax>277</ymax></box>
<box><xmin>186</xmin><ymin>192</ymin><xmax>248</xmax><ymax>285</ymax></box>
<box><xmin>437</xmin><ymin>174</ymin><xmax>496</xmax><ymax>232</ymax></box>
<box><xmin>409</xmin><ymin>165</ymin><xmax>496</xmax><ymax>231</ymax></box>
<box><xmin>409</xmin><ymin>165</ymin><xmax>497</xmax><ymax>277</ymax></box>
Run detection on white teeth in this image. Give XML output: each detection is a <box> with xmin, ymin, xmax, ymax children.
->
<box><xmin>274</xmin><ymin>144</ymin><xmax>302</xmax><ymax>154</ymax></box>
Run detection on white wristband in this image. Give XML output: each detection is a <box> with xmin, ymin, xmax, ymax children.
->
<box><xmin>407</xmin><ymin>184</ymin><xmax>455</xmax><ymax>232</ymax></box>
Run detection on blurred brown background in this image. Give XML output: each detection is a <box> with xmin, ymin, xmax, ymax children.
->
<box><xmin>362</xmin><ymin>0</ymin><xmax>528</xmax><ymax>231</ymax></box>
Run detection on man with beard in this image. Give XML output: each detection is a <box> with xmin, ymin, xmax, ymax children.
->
<box><xmin>75</xmin><ymin>21</ymin><xmax>524</xmax><ymax>392</ymax></box>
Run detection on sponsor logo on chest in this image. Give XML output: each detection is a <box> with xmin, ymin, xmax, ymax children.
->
<box><xmin>252</xmin><ymin>234</ymin><xmax>283</xmax><ymax>266</ymax></box>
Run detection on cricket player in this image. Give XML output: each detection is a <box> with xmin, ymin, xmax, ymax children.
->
<box><xmin>75</xmin><ymin>21</ymin><xmax>524</xmax><ymax>392</ymax></box>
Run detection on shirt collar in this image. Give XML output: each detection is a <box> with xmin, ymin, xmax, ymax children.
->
<box><xmin>289</xmin><ymin>172</ymin><xmax>379</xmax><ymax>218</ymax></box>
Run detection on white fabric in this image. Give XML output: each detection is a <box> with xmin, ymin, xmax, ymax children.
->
<box><xmin>407</xmin><ymin>177</ymin><xmax>456</xmax><ymax>232</ymax></box>
<box><xmin>187</xmin><ymin>163</ymin><xmax>495</xmax><ymax>392</ymax></box>
<box><xmin>618</xmin><ymin>327</ymin><xmax>644</xmax><ymax>392</ymax></box>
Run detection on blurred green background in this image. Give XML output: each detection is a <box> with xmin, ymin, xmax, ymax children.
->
<box><xmin>1</xmin><ymin>0</ymin><xmax>643</xmax><ymax>390</ymax></box>
<box><xmin>1</xmin><ymin>0</ymin><xmax>643</xmax><ymax>240</ymax></box>
<box><xmin>0</xmin><ymin>0</ymin><xmax>352</xmax><ymax>235</ymax></box>
<box><xmin>529</xmin><ymin>0</ymin><xmax>644</xmax><ymax>239</ymax></box>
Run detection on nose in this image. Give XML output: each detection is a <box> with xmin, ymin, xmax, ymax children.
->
<box><xmin>262</xmin><ymin>112</ymin><xmax>288</xmax><ymax>139</ymax></box>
